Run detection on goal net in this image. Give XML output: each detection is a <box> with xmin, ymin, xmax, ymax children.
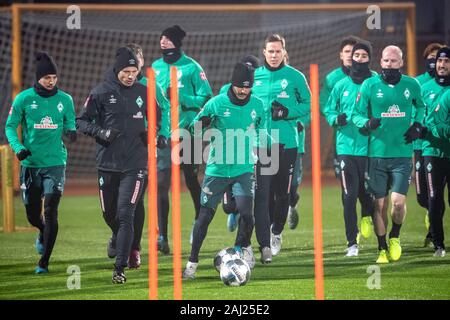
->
<box><xmin>0</xmin><ymin>5</ymin><xmax>412</xmax><ymax>185</ymax></box>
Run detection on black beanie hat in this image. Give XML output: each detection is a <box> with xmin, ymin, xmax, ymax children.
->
<box><xmin>161</xmin><ymin>25</ymin><xmax>186</xmax><ymax>48</ymax></box>
<box><xmin>436</xmin><ymin>46</ymin><xmax>450</xmax><ymax>62</ymax></box>
<box><xmin>35</xmin><ymin>51</ymin><xmax>58</xmax><ymax>81</ymax></box>
<box><xmin>231</xmin><ymin>62</ymin><xmax>254</xmax><ymax>88</ymax></box>
<box><xmin>114</xmin><ymin>47</ymin><xmax>138</xmax><ymax>75</ymax></box>
<box><xmin>240</xmin><ymin>55</ymin><xmax>260</xmax><ymax>70</ymax></box>
<box><xmin>352</xmin><ymin>41</ymin><xmax>372</xmax><ymax>60</ymax></box>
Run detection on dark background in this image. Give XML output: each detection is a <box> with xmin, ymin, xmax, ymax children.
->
<box><xmin>2</xmin><ymin>0</ymin><xmax>449</xmax><ymax>74</ymax></box>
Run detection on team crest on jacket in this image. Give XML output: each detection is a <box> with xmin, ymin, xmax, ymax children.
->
<box><xmin>136</xmin><ymin>96</ymin><xmax>143</xmax><ymax>108</ymax></box>
<box><xmin>109</xmin><ymin>95</ymin><xmax>117</xmax><ymax>104</ymax></box>
<box><xmin>381</xmin><ymin>104</ymin><xmax>405</xmax><ymax>118</ymax></box>
<box><xmin>281</xmin><ymin>79</ymin><xmax>288</xmax><ymax>90</ymax></box>
<box><xmin>57</xmin><ymin>102</ymin><xmax>64</xmax><ymax>113</ymax></box>
<box><xmin>34</xmin><ymin>116</ymin><xmax>58</xmax><ymax>129</ymax></box>
<box><xmin>404</xmin><ymin>88</ymin><xmax>410</xmax><ymax>99</ymax></box>
<box><xmin>224</xmin><ymin>109</ymin><xmax>231</xmax><ymax>117</ymax></box>
<box><xmin>376</xmin><ymin>89</ymin><xmax>384</xmax><ymax>98</ymax></box>
<box><xmin>31</xmin><ymin>101</ymin><xmax>38</xmax><ymax>109</ymax></box>
<box><xmin>177</xmin><ymin>70</ymin><xmax>184</xmax><ymax>88</ymax></box>
<box><xmin>251</xmin><ymin>110</ymin><xmax>256</xmax><ymax>120</ymax></box>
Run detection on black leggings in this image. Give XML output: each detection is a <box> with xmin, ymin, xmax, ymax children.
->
<box><xmin>337</xmin><ymin>155</ymin><xmax>374</xmax><ymax>246</ymax></box>
<box><xmin>424</xmin><ymin>156</ymin><xmax>450</xmax><ymax>249</ymax></box>
<box><xmin>26</xmin><ymin>193</ymin><xmax>61</xmax><ymax>268</ymax></box>
<box><xmin>189</xmin><ymin>196</ymin><xmax>253</xmax><ymax>263</ymax></box>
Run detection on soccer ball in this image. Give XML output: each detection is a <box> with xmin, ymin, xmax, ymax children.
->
<box><xmin>213</xmin><ymin>247</ymin><xmax>241</xmax><ymax>273</ymax></box>
<box><xmin>220</xmin><ymin>258</ymin><xmax>251</xmax><ymax>286</ymax></box>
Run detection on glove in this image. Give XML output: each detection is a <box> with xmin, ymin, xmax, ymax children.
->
<box><xmin>65</xmin><ymin>130</ymin><xmax>77</xmax><ymax>143</ymax></box>
<box><xmin>199</xmin><ymin>115</ymin><xmax>212</xmax><ymax>128</ymax></box>
<box><xmin>364</xmin><ymin>117</ymin><xmax>381</xmax><ymax>130</ymax></box>
<box><xmin>97</xmin><ymin>128</ymin><xmax>121</xmax><ymax>143</ymax></box>
<box><xmin>166</xmin><ymin>87</ymin><xmax>171</xmax><ymax>100</ymax></box>
<box><xmin>271</xmin><ymin>101</ymin><xmax>289</xmax><ymax>120</ymax></box>
<box><xmin>139</xmin><ymin>131</ymin><xmax>148</xmax><ymax>145</ymax></box>
<box><xmin>156</xmin><ymin>135</ymin><xmax>168</xmax><ymax>149</ymax></box>
<box><xmin>403</xmin><ymin>122</ymin><xmax>427</xmax><ymax>144</ymax></box>
<box><xmin>297</xmin><ymin>122</ymin><xmax>304</xmax><ymax>132</ymax></box>
<box><xmin>336</xmin><ymin>113</ymin><xmax>348</xmax><ymax>126</ymax></box>
<box><xmin>16</xmin><ymin>149</ymin><xmax>31</xmax><ymax>161</ymax></box>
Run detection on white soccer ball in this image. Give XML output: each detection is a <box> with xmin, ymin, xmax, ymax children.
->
<box><xmin>213</xmin><ymin>247</ymin><xmax>240</xmax><ymax>273</ymax></box>
<box><xmin>220</xmin><ymin>258</ymin><xmax>251</xmax><ymax>286</ymax></box>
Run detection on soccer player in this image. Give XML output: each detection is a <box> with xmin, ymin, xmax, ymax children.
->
<box><xmin>218</xmin><ymin>55</ymin><xmax>260</xmax><ymax>233</ymax></box>
<box><xmin>125</xmin><ymin>43</ymin><xmax>170</xmax><ymax>267</ymax></box>
<box><xmin>352</xmin><ymin>45</ymin><xmax>425</xmax><ymax>263</ymax></box>
<box><xmin>414</xmin><ymin>43</ymin><xmax>443</xmax><ymax>246</ymax></box>
<box><xmin>182</xmin><ymin>62</ymin><xmax>265</xmax><ymax>279</ymax></box>
<box><xmin>416</xmin><ymin>43</ymin><xmax>444</xmax><ymax>85</ymax></box>
<box><xmin>77</xmin><ymin>47</ymin><xmax>169</xmax><ymax>284</ymax></box>
<box><xmin>320</xmin><ymin>36</ymin><xmax>360</xmax><ymax>111</ymax></box>
<box><xmin>5</xmin><ymin>52</ymin><xmax>77</xmax><ymax>274</ymax></box>
<box><xmin>252</xmin><ymin>34</ymin><xmax>311</xmax><ymax>260</ymax></box>
<box><xmin>323</xmin><ymin>41</ymin><xmax>376</xmax><ymax>256</ymax></box>
<box><xmin>320</xmin><ymin>36</ymin><xmax>360</xmax><ymax>178</ymax></box>
<box><xmin>421</xmin><ymin>46</ymin><xmax>450</xmax><ymax>257</ymax></box>
<box><xmin>152</xmin><ymin>25</ymin><xmax>213</xmax><ymax>252</ymax></box>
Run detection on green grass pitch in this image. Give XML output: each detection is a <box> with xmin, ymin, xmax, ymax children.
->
<box><xmin>0</xmin><ymin>185</ymin><xmax>449</xmax><ymax>300</ymax></box>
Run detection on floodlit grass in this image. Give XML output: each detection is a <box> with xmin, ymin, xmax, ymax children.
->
<box><xmin>0</xmin><ymin>186</ymin><xmax>449</xmax><ymax>300</ymax></box>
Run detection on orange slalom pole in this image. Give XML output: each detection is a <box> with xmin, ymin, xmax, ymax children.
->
<box><xmin>310</xmin><ymin>64</ymin><xmax>324</xmax><ymax>300</ymax></box>
<box><xmin>147</xmin><ymin>68</ymin><xmax>158</xmax><ymax>300</ymax></box>
<box><xmin>170</xmin><ymin>66</ymin><xmax>182</xmax><ymax>300</ymax></box>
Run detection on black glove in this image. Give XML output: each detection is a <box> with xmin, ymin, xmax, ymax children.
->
<box><xmin>97</xmin><ymin>128</ymin><xmax>121</xmax><ymax>144</ymax></box>
<box><xmin>65</xmin><ymin>130</ymin><xmax>77</xmax><ymax>143</ymax></box>
<box><xmin>199</xmin><ymin>115</ymin><xmax>212</xmax><ymax>128</ymax></box>
<box><xmin>139</xmin><ymin>131</ymin><xmax>148</xmax><ymax>145</ymax></box>
<box><xmin>403</xmin><ymin>122</ymin><xmax>427</xmax><ymax>144</ymax></box>
<box><xmin>16</xmin><ymin>149</ymin><xmax>31</xmax><ymax>161</ymax></box>
<box><xmin>364</xmin><ymin>117</ymin><xmax>381</xmax><ymax>130</ymax></box>
<box><xmin>157</xmin><ymin>135</ymin><xmax>168</xmax><ymax>149</ymax></box>
<box><xmin>271</xmin><ymin>101</ymin><xmax>289</xmax><ymax>120</ymax></box>
<box><xmin>336</xmin><ymin>113</ymin><xmax>348</xmax><ymax>126</ymax></box>
<box><xmin>297</xmin><ymin>122</ymin><xmax>304</xmax><ymax>132</ymax></box>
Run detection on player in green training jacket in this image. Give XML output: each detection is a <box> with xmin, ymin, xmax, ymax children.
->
<box><xmin>413</xmin><ymin>42</ymin><xmax>443</xmax><ymax>245</ymax></box>
<box><xmin>320</xmin><ymin>36</ymin><xmax>361</xmax><ymax>179</ymax></box>
<box><xmin>218</xmin><ymin>55</ymin><xmax>260</xmax><ymax>233</ymax></box>
<box><xmin>5</xmin><ymin>52</ymin><xmax>76</xmax><ymax>274</ymax></box>
<box><xmin>323</xmin><ymin>41</ymin><xmax>376</xmax><ymax>257</ymax></box>
<box><xmin>352</xmin><ymin>45</ymin><xmax>426</xmax><ymax>264</ymax></box>
<box><xmin>152</xmin><ymin>25</ymin><xmax>213</xmax><ymax>252</ymax></box>
<box><xmin>252</xmin><ymin>34</ymin><xmax>311</xmax><ymax>261</ymax></box>
<box><xmin>421</xmin><ymin>47</ymin><xmax>450</xmax><ymax>258</ymax></box>
<box><xmin>182</xmin><ymin>62</ymin><xmax>265</xmax><ymax>279</ymax></box>
<box><xmin>125</xmin><ymin>43</ymin><xmax>170</xmax><ymax>267</ymax></box>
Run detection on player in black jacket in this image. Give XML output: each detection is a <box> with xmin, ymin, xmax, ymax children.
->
<box><xmin>77</xmin><ymin>47</ymin><xmax>168</xmax><ymax>284</ymax></box>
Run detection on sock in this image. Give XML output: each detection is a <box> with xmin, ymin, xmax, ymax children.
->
<box><xmin>377</xmin><ymin>234</ymin><xmax>388</xmax><ymax>250</ymax></box>
<box><xmin>389</xmin><ymin>222</ymin><xmax>402</xmax><ymax>239</ymax></box>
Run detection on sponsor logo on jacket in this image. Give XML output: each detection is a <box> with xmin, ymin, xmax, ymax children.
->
<box><xmin>34</xmin><ymin>116</ymin><xmax>58</xmax><ymax>129</ymax></box>
<box><xmin>381</xmin><ymin>105</ymin><xmax>405</xmax><ymax>118</ymax></box>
